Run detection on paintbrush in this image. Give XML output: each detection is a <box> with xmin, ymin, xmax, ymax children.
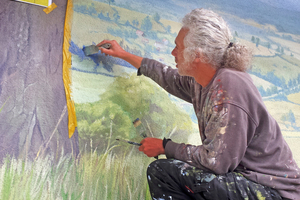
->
<box><xmin>83</xmin><ymin>43</ymin><xmax>111</xmax><ymax>56</ymax></box>
<box><xmin>116</xmin><ymin>139</ymin><xmax>142</xmax><ymax>146</ymax></box>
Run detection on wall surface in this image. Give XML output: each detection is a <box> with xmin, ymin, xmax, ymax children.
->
<box><xmin>0</xmin><ymin>0</ymin><xmax>300</xmax><ymax>199</ymax></box>
<box><xmin>0</xmin><ymin>0</ymin><xmax>79</xmax><ymax>160</ymax></box>
<box><xmin>0</xmin><ymin>1</ymin><xmax>80</xmax><ymax>198</ymax></box>
<box><xmin>70</xmin><ymin>0</ymin><xmax>300</xmax><ymax>160</ymax></box>
<box><xmin>69</xmin><ymin>0</ymin><xmax>300</xmax><ymax>198</ymax></box>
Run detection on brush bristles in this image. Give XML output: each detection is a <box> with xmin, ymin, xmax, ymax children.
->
<box><xmin>83</xmin><ymin>45</ymin><xmax>99</xmax><ymax>56</ymax></box>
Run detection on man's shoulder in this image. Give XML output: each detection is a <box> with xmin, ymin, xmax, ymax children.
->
<box><xmin>211</xmin><ymin>68</ymin><xmax>261</xmax><ymax>103</ymax></box>
<box><xmin>217</xmin><ymin>68</ymin><xmax>250</xmax><ymax>78</ymax></box>
<box><xmin>215</xmin><ymin>68</ymin><xmax>253</xmax><ymax>87</ymax></box>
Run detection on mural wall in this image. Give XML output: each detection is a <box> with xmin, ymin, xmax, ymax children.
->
<box><xmin>0</xmin><ymin>0</ymin><xmax>80</xmax><ymax>199</ymax></box>
<box><xmin>0</xmin><ymin>0</ymin><xmax>299</xmax><ymax>199</ymax></box>
<box><xmin>68</xmin><ymin>0</ymin><xmax>300</xmax><ymax>198</ymax></box>
<box><xmin>69</xmin><ymin>0</ymin><xmax>300</xmax><ymax>155</ymax></box>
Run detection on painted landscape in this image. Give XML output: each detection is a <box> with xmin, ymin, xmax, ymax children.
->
<box><xmin>67</xmin><ymin>0</ymin><xmax>300</xmax><ymax>198</ymax></box>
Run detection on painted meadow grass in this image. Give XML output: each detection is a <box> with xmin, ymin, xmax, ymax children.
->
<box><xmin>0</xmin><ymin>147</ymin><xmax>152</xmax><ymax>200</ymax></box>
<box><xmin>0</xmin><ymin>99</ymin><xmax>152</xmax><ymax>199</ymax></box>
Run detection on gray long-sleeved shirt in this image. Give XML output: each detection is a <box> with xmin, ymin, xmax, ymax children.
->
<box><xmin>138</xmin><ymin>58</ymin><xmax>300</xmax><ymax>199</ymax></box>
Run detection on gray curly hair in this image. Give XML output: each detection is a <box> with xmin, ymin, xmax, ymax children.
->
<box><xmin>182</xmin><ymin>8</ymin><xmax>252</xmax><ymax>72</ymax></box>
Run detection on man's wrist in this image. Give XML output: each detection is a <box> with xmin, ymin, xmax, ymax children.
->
<box><xmin>163</xmin><ymin>137</ymin><xmax>172</xmax><ymax>149</ymax></box>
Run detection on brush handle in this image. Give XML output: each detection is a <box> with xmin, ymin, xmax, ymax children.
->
<box><xmin>116</xmin><ymin>139</ymin><xmax>141</xmax><ymax>146</ymax></box>
<box><xmin>127</xmin><ymin>140</ymin><xmax>142</xmax><ymax>146</ymax></box>
<box><xmin>99</xmin><ymin>43</ymin><xmax>111</xmax><ymax>49</ymax></box>
<box><xmin>116</xmin><ymin>139</ymin><xmax>158</xmax><ymax>159</ymax></box>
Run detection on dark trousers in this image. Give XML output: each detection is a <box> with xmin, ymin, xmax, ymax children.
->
<box><xmin>147</xmin><ymin>159</ymin><xmax>284</xmax><ymax>200</ymax></box>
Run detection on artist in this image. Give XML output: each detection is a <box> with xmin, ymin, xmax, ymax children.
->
<box><xmin>98</xmin><ymin>8</ymin><xmax>300</xmax><ymax>200</ymax></box>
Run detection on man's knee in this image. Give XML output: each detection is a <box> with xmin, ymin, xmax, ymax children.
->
<box><xmin>147</xmin><ymin>159</ymin><xmax>166</xmax><ymax>177</ymax></box>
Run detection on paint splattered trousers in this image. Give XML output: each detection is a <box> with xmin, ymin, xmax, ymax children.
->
<box><xmin>147</xmin><ymin>159</ymin><xmax>285</xmax><ymax>200</ymax></box>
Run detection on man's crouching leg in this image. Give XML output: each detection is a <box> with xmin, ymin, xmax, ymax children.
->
<box><xmin>146</xmin><ymin>159</ymin><xmax>283</xmax><ymax>200</ymax></box>
<box><xmin>146</xmin><ymin>159</ymin><xmax>218</xmax><ymax>200</ymax></box>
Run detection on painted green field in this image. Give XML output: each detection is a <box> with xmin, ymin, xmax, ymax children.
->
<box><xmin>0</xmin><ymin>148</ymin><xmax>152</xmax><ymax>200</ymax></box>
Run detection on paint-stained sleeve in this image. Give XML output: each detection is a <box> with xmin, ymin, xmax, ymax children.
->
<box><xmin>138</xmin><ymin>58</ymin><xmax>194</xmax><ymax>103</ymax></box>
<box><xmin>165</xmin><ymin>103</ymin><xmax>256</xmax><ymax>175</ymax></box>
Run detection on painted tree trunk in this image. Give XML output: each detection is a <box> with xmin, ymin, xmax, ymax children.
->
<box><xmin>0</xmin><ymin>0</ymin><xmax>79</xmax><ymax>162</ymax></box>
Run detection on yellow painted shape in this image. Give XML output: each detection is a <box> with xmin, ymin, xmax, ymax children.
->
<box><xmin>36</xmin><ymin>0</ymin><xmax>48</xmax><ymax>6</ymax></box>
<box><xmin>63</xmin><ymin>0</ymin><xmax>77</xmax><ymax>138</ymax></box>
<box><xmin>43</xmin><ymin>3</ymin><xmax>57</xmax><ymax>14</ymax></box>
<box><xmin>17</xmin><ymin>0</ymin><xmax>49</xmax><ymax>7</ymax></box>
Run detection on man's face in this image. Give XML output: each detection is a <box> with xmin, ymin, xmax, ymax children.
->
<box><xmin>171</xmin><ymin>28</ymin><xmax>191</xmax><ymax>76</ymax></box>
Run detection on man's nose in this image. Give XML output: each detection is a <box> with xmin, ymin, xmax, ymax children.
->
<box><xmin>171</xmin><ymin>48</ymin><xmax>177</xmax><ymax>57</ymax></box>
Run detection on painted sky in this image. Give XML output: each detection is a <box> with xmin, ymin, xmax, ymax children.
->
<box><xmin>258</xmin><ymin>0</ymin><xmax>300</xmax><ymax>12</ymax></box>
<box><xmin>94</xmin><ymin>0</ymin><xmax>300</xmax><ymax>35</ymax></box>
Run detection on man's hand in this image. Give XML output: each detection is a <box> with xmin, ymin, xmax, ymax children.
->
<box><xmin>97</xmin><ymin>40</ymin><xmax>126</xmax><ymax>58</ymax></box>
<box><xmin>97</xmin><ymin>40</ymin><xmax>143</xmax><ymax>69</ymax></box>
<box><xmin>139</xmin><ymin>138</ymin><xmax>165</xmax><ymax>157</ymax></box>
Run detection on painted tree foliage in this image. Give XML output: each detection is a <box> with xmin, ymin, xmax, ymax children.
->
<box><xmin>75</xmin><ymin>74</ymin><xmax>195</xmax><ymax>153</ymax></box>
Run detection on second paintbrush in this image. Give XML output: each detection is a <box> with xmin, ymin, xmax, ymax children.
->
<box><xmin>116</xmin><ymin>139</ymin><xmax>142</xmax><ymax>146</ymax></box>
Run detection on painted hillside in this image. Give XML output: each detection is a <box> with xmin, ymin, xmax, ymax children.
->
<box><xmin>69</xmin><ymin>0</ymin><xmax>300</xmax><ymax>163</ymax></box>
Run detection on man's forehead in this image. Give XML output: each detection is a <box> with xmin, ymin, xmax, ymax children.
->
<box><xmin>175</xmin><ymin>28</ymin><xmax>188</xmax><ymax>45</ymax></box>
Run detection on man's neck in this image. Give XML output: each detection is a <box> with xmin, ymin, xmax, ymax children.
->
<box><xmin>193</xmin><ymin>63</ymin><xmax>217</xmax><ymax>88</ymax></box>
